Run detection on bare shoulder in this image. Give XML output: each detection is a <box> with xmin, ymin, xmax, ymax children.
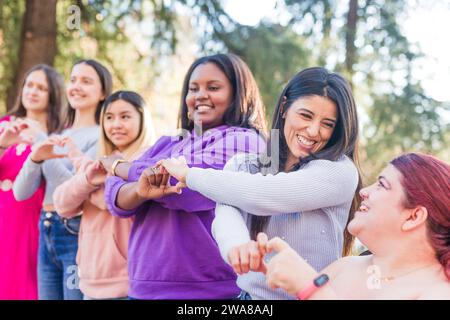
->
<box><xmin>419</xmin><ymin>280</ymin><xmax>450</xmax><ymax>300</ymax></box>
<box><xmin>322</xmin><ymin>255</ymin><xmax>369</xmax><ymax>278</ymax></box>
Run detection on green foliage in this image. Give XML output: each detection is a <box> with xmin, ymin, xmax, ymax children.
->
<box><xmin>281</xmin><ymin>0</ymin><xmax>449</xmax><ymax>180</ymax></box>
<box><xmin>0</xmin><ymin>0</ymin><xmax>25</xmax><ymax>114</ymax></box>
<box><xmin>203</xmin><ymin>22</ymin><xmax>311</xmax><ymax>118</ymax></box>
<box><xmin>0</xmin><ymin>0</ymin><xmax>448</xmax><ymax>176</ymax></box>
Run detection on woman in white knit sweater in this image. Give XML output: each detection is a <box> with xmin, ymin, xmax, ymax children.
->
<box><xmin>160</xmin><ymin>67</ymin><xmax>361</xmax><ymax>299</ymax></box>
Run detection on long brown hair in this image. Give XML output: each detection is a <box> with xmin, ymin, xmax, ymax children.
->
<box><xmin>251</xmin><ymin>67</ymin><xmax>362</xmax><ymax>257</ymax></box>
<box><xmin>66</xmin><ymin>59</ymin><xmax>113</xmax><ymax>127</ymax></box>
<box><xmin>8</xmin><ymin>64</ymin><xmax>66</xmax><ymax>134</ymax></box>
<box><xmin>178</xmin><ymin>53</ymin><xmax>267</xmax><ymax>134</ymax></box>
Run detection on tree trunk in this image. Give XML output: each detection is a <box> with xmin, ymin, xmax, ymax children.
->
<box><xmin>6</xmin><ymin>0</ymin><xmax>58</xmax><ymax>111</ymax></box>
<box><xmin>345</xmin><ymin>0</ymin><xmax>358</xmax><ymax>86</ymax></box>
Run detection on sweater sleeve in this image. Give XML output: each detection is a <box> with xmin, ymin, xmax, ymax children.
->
<box><xmin>211</xmin><ymin>155</ymin><xmax>253</xmax><ymax>262</ymax></box>
<box><xmin>104</xmin><ymin>176</ymin><xmax>140</xmax><ymax>218</ymax></box>
<box><xmin>123</xmin><ymin>130</ymin><xmax>264</xmax><ymax>213</ymax></box>
<box><xmin>153</xmin><ymin>130</ymin><xmax>265</xmax><ymax>213</ymax></box>
<box><xmin>42</xmin><ymin>158</ymin><xmax>77</xmax><ymax>190</ymax></box>
<box><xmin>186</xmin><ymin>157</ymin><xmax>359</xmax><ymax>216</ymax></box>
<box><xmin>13</xmin><ymin>157</ymin><xmax>45</xmax><ymax>201</ymax></box>
<box><xmin>53</xmin><ymin>171</ymin><xmax>98</xmax><ymax>218</ymax></box>
<box><xmin>12</xmin><ymin>132</ymin><xmax>48</xmax><ymax>201</ymax></box>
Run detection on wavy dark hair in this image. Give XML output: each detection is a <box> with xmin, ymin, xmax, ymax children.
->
<box><xmin>178</xmin><ymin>53</ymin><xmax>267</xmax><ymax>133</ymax></box>
<box><xmin>66</xmin><ymin>59</ymin><xmax>113</xmax><ymax>127</ymax></box>
<box><xmin>8</xmin><ymin>64</ymin><xmax>66</xmax><ymax>134</ymax></box>
<box><xmin>251</xmin><ymin>67</ymin><xmax>362</xmax><ymax>256</ymax></box>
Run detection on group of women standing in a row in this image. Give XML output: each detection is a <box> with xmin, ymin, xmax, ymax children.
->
<box><xmin>0</xmin><ymin>53</ymin><xmax>448</xmax><ymax>300</ymax></box>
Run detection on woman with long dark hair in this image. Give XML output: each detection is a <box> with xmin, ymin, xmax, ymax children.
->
<box><xmin>160</xmin><ymin>67</ymin><xmax>362</xmax><ymax>299</ymax></box>
<box><xmin>103</xmin><ymin>53</ymin><xmax>267</xmax><ymax>299</ymax></box>
<box><xmin>0</xmin><ymin>64</ymin><xmax>66</xmax><ymax>299</ymax></box>
<box><xmin>13</xmin><ymin>59</ymin><xmax>112</xmax><ymax>300</ymax></box>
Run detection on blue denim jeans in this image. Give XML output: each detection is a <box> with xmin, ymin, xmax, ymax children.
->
<box><xmin>236</xmin><ymin>291</ymin><xmax>253</xmax><ymax>300</ymax></box>
<box><xmin>83</xmin><ymin>295</ymin><xmax>129</xmax><ymax>300</ymax></box>
<box><xmin>37</xmin><ymin>211</ymin><xmax>83</xmax><ymax>300</ymax></box>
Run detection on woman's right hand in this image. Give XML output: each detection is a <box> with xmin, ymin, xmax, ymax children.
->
<box><xmin>100</xmin><ymin>154</ymin><xmax>125</xmax><ymax>175</ymax></box>
<box><xmin>0</xmin><ymin>120</ymin><xmax>28</xmax><ymax>148</ymax></box>
<box><xmin>227</xmin><ymin>233</ymin><xmax>269</xmax><ymax>275</ymax></box>
<box><xmin>30</xmin><ymin>136</ymin><xmax>67</xmax><ymax>163</ymax></box>
<box><xmin>85</xmin><ymin>160</ymin><xmax>107</xmax><ymax>186</ymax></box>
<box><xmin>158</xmin><ymin>156</ymin><xmax>189</xmax><ymax>187</ymax></box>
<box><xmin>18</xmin><ymin>118</ymin><xmax>46</xmax><ymax>140</ymax></box>
<box><xmin>264</xmin><ymin>236</ymin><xmax>318</xmax><ymax>296</ymax></box>
<box><xmin>136</xmin><ymin>165</ymin><xmax>179</xmax><ymax>199</ymax></box>
<box><xmin>60</xmin><ymin>136</ymin><xmax>83</xmax><ymax>158</ymax></box>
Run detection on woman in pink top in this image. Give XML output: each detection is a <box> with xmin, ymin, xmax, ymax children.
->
<box><xmin>53</xmin><ymin>91</ymin><xmax>154</xmax><ymax>299</ymax></box>
<box><xmin>0</xmin><ymin>64</ymin><xmax>66</xmax><ymax>299</ymax></box>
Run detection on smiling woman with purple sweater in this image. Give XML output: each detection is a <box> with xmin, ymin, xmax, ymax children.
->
<box><xmin>104</xmin><ymin>54</ymin><xmax>267</xmax><ymax>299</ymax></box>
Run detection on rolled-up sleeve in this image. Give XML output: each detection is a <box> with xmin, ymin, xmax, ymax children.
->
<box><xmin>104</xmin><ymin>175</ymin><xmax>140</xmax><ymax>218</ymax></box>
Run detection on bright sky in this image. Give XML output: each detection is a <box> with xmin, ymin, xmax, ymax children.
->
<box><xmin>224</xmin><ymin>0</ymin><xmax>450</xmax><ymax>104</ymax></box>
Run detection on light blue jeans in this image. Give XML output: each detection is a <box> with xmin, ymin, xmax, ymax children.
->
<box><xmin>37</xmin><ymin>211</ymin><xmax>83</xmax><ymax>300</ymax></box>
<box><xmin>83</xmin><ymin>295</ymin><xmax>129</xmax><ymax>300</ymax></box>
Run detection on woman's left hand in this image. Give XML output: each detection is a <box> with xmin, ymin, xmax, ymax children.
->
<box><xmin>85</xmin><ymin>160</ymin><xmax>108</xmax><ymax>186</ymax></box>
<box><xmin>60</xmin><ymin>136</ymin><xmax>83</xmax><ymax>158</ymax></box>
<box><xmin>30</xmin><ymin>135</ymin><xmax>67</xmax><ymax>163</ymax></box>
<box><xmin>264</xmin><ymin>237</ymin><xmax>317</xmax><ymax>296</ymax></box>
<box><xmin>100</xmin><ymin>154</ymin><xmax>124</xmax><ymax>174</ymax></box>
<box><xmin>158</xmin><ymin>156</ymin><xmax>189</xmax><ymax>187</ymax></box>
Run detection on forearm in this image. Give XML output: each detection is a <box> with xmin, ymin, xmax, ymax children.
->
<box><xmin>116</xmin><ymin>182</ymin><xmax>147</xmax><ymax>210</ymax></box>
<box><xmin>212</xmin><ymin>203</ymin><xmax>251</xmax><ymax>262</ymax></box>
<box><xmin>43</xmin><ymin>159</ymin><xmax>74</xmax><ymax>188</ymax></box>
<box><xmin>13</xmin><ymin>157</ymin><xmax>43</xmax><ymax>201</ymax></box>
<box><xmin>0</xmin><ymin>136</ymin><xmax>8</xmax><ymax>155</ymax></box>
<box><xmin>53</xmin><ymin>173</ymin><xmax>97</xmax><ymax>218</ymax></box>
<box><xmin>308</xmin><ymin>284</ymin><xmax>338</xmax><ymax>300</ymax></box>
<box><xmin>186</xmin><ymin>159</ymin><xmax>358</xmax><ymax>215</ymax></box>
<box><xmin>114</xmin><ymin>161</ymin><xmax>131</xmax><ymax>180</ymax></box>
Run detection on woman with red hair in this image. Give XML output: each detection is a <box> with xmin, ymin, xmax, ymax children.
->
<box><xmin>261</xmin><ymin>152</ymin><xmax>449</xmax><ymax>299</ymax></box>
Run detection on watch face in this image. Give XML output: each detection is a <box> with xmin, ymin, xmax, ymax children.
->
<box><xmin>314</xmin><ymin>274</ymin><xmax>329</xmax><ymax>287</ymax></box>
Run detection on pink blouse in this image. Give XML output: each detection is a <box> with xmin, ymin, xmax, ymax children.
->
<box><xmin>0</xmin><ymin>115</ymin><xmax>45</xmax><ymax>300</ymax></box>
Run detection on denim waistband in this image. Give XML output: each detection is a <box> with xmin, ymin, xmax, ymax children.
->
<box><xmin>40</xmin><ymin>210</ymin><xmax>81</xmax><ymax>235</ymax></box>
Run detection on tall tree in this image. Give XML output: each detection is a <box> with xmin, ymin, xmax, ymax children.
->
<box><xmin>280</xmin><ymin>0</ymin><xmax>448</xmax><ymax>180</ymax></box>
<box><xmin>6</xmin><ymin>0</ymin><xmax>57</xmax><ymax>110</ymax></box>
<box><xmin>345</xmin><ymin>0</ymin><xmax>358</xmax><ymax>83</ymax></box>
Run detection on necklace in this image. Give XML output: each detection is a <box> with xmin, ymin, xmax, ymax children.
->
<box><xmin>370</xmin><ymin>258</ymin><xmax>437</xmax><ymax>283</ymax></box>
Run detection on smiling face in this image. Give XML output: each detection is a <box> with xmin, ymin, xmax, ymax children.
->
<box><xmin>67</xmin><ymin>63</ymin><xmax>105</xmax><ymax>111</ymax></box>
<box><xmin>21</xmin><ymin>70</ymin><xmax>50</xmax><ymax>113</ymax></box>
<box><xmin>347</xmin><ymin>164</ymin><xmax>409</xmax><ymax>243</ymax></box>
<box><xmin>284</xmin><ymin>95</ymin><xmax>337</xmax><ymax>166</ymax></box>
<box><xmin>103</xmin><ymin>99</ymin><xmax>142</xmax><ymax>151</ymax></box>
<box><xmin>185</xmin><ymin>62</ymin><xmax>233</xmax><ymax>131</ymax></box>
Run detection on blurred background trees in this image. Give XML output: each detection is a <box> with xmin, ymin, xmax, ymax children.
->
<box><xmin>0</xmin><ymin>0</ymin><xmax>448</xmax><ymax>181</ymax></box>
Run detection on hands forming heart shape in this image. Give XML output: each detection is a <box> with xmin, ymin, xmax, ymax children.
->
<box><xmin>30</xmin><ymin>135</ymin><xmax>68</xmax><ymax>163</ymax></box>
<box><xmin>228</xmin><ymin>233</ymin><xmax>319</xmax><ymax>297</ymax></box>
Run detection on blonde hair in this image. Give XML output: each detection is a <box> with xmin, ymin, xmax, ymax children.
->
<box><xmin>97</xmin><ymin>92</ymin><xmax>156</xmax><ymax>161</ymax></box>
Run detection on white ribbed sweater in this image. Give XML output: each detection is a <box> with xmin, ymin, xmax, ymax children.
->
<box><xmin>187</xmin><ymin>153</ymin><xmax>359</xmax><ymax>300</ymax></box>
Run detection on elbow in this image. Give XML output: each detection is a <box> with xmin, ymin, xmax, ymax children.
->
<box><xmin>53</xmin><ymin>198</ymin><xmax>80</xmax><ymax>218</ymax></box>
<box><xmin>12</xmin><ymin>188</ymin><xmax>30</xmax><ymax>202</ymax></box>
<box><xmin>55</xmin><ymin>207</ymin><xmax>78</xmax><ymax>219</ymax></box>
<box><xmin>106</xmin><ymin>203</ymin><xmax>135</xmax><ymax>219</ymax></box>
<box><xmin>96</xmin><ymin>202</ymin><xmax>108</xmax><ymax>211</ymax></box>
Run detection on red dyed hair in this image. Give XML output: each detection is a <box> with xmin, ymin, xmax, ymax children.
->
<box><xmin>391</xmin><ymin>153</ymin><xmax>450</xmax><ymax>280</ymax></box>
